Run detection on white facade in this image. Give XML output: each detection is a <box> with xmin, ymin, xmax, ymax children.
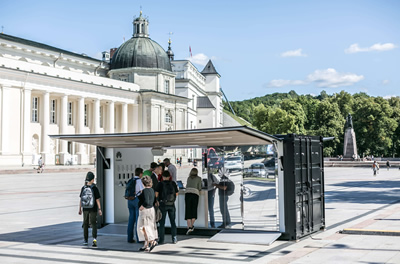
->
<box><xmin>0</xmin><ymin>18</ymin><xmax>223</xmax><ymax>166</ymax></box>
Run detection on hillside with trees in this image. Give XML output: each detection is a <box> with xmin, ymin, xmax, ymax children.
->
<box><xmin>224</xmin><ymin>90</ymin><xmax>400</xmax><ymax>157</ymax></box>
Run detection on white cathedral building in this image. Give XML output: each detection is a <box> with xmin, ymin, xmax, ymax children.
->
<box><xmin>0</xmin><ymin>11</ymin><xmax>226</xmax><ymax>166</ymax></box>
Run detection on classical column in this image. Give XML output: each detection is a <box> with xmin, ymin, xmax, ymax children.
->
<box><xmin>90</xmin><ymin>99</ymin><xmax>100</xmax><ymax>164</ymax></box>
<box><xmin>93</xmin><ymin>99</ymin><xmax>100</xmax><ymax>134</ymax></box>
<box><xmin>108</xmin><ymin>101</ymin><xmax>115</xmax><ymax>133</ymax></box>
<box><xmin>121</xmin><ymin>103</ymin><xmax>128</xmax><ymax>133</ymax></box>
<box><xmin>76</xmin><ymin>97</ymin><xmax>86</xmax><ymax>164</ymax></box>
<box><xmin>41</xmin><ymin>92</ymin><xmax>50</xmax><ymax>157</ymax></box>
<box><xmin>22</xmin><ymin>88</ymin><xmax>32</xmax><ymax>164</ymax></box>
<box><xmin>160</xmin><ymin>106</ymin><xmax>165</xmax><ymax>131</ymax></box>
<box><xmin>129</xmin><ymin>104</ymin><xmax>140</xmax><ymax>132</ymax></box>
<box><xmin>0</xmin><ymin>86</ymin><xmax>10</xmax><ymax>155</ymax></box>
<box><xmin>59</xmin><ymin>95</ymin><xmax>68</xmax><ymax>164</ymax></box>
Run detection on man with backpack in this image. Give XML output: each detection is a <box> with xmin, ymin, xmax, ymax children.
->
<box><xmin>125</xmin><ymin>167</ymin><xmax>144</xmax><ymax>243</ymax></box>
<box><xmin>79</xmin><ymin>171</ymin><xmax>101</xmax><ymax>247</ymax></box>
<box><xmin>155</xmin><ymin>171</ymin><xmax>179</xmax><ymax>244</ymax></box>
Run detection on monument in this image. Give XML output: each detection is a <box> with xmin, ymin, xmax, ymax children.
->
<box><xmin>343</xmin><ymin>113</ymin><xmax>358</xmax><ymax>159</ymax></box>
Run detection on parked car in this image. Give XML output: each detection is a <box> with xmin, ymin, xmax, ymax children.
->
<box><xmin>244</xmin><ymin>163</ymin><xmax>267</xmax><ymax>177</ymax></box>
<box><xmin>263</xmin><ymin>158</ymin><xmax>276</xmax><ymax>178</ymax></box>
<box><xmin>224</xmin><ymin>155</ymin><xmax>243</xmax><ymax>171</ymax></box>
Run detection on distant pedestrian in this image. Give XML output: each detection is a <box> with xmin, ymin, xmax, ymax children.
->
<box><xmin>386</xmin><ymin>160</ymin><xmax>391</xmax><ymax>171</ymax></box>
<box><xmin>372</xmin><ymin>161</ymin><xmax>379</xmax><ymax>176</ymax></box>
<box><xmin>185</xmin><ymin>168</ymin><xmax>202</xmax><ymax>235</ymax></box>
<box><xmin>79</xmin><ymin>172</ymin><xmax>102</xmax><ymax>247</ymax></box>
<box><xmin>37</xmin><ymin>157</ymin><xmax>44</xmax><ymax>173</ymax></box>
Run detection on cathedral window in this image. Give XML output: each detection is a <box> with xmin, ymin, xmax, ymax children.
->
<box><xmin>165</xmin><ymin>111</ymin><xmax>172</xmax><ymax>123</ymax></box>
<box><xmin>50</xmin><ymin>99</ymin><xmax>56</xmax><ymax>124</ymax></box>
<box><xmin>164</xmin><ymin>80</ymin><xmax>170</xmax><ymax>94</ymax></box>
<box><xmin>68</xmin><ymin>102</ymin><xmax>73</xmax><ymax>125</ymax></box>
<box><xmin>32</xmin><ymin>97</ymin><xmax>39</xmax><ymax>122</ymax></box>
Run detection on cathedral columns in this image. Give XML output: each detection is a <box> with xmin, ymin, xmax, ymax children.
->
<box><xmin>90</xmin><ymin>98</ymin><xmax>100</xmax><ymax>163</ymax></box>
<box><xmin>22</xmin><ymin>88</ymin><xmax>32</xmax><ymax>165</ymax></box>
<box><xmin>40</xmin><ymin>91</ymin><xmax>52</xmax><ymax>164</ymax></box>
<box><xmin>130</xmin><ymin>104</ymin><xmax>140</xmax><ymax>132</ymax></box>
<box><xmin>76</xmin><ymin>97</ymin><xmax>87</xmax><ymax>164</ymax></box>
<box><xmin>107</xmin><ymin>101</ymin><xmax>115</xmax><ymax>133</ymax></box>
<box><xmin>121</xmin><ymin>103</ymin><xmax>128</xmax><ymax>133</ymax></box>
<box><xmin>59</xmin><ymin>94</ymin><xmax>68</xmax><ymax>164</ymax></box>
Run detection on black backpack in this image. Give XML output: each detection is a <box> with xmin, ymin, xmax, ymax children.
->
<box><xmin>81</xmin><ymin>185</ymin><xmax>95</xmax><ymax>209</ymax></box>
<box><xmin>125</xmin><ymin>178</ymin><xmax>139</xmax><ymax>200</ymax></box>
<box><xmin>221</xmin><ymin>176</ymin><xmax>235</xmax><ymax>196</ymax></box>
<box><xmin>161</xmin><ymin>181</ymin><xmax>176</xmax><ymax>205</ymax></box>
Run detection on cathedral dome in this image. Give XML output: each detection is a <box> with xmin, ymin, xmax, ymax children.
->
<box><xmin>110</xmin><ymin>37</ymin><xmax>172</xmax><ymax>71</ymax></box>
<box><xmin>110</xmin><ymin>11</ymin><xmax>172</xmax><ymax>71</ymax></box>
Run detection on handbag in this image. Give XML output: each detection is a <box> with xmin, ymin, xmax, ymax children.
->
<box><xmin>155</xmin><ymin>206</ymin><xmax>162</xmax><ymax>222</ymax></box>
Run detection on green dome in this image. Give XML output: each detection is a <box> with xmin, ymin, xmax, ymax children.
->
<box><xmin>111</xmin><ymin>37</ymin><xmax>172</xmax><ymax>71</ymax></box>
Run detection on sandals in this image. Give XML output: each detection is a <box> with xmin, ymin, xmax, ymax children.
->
<box><xmin>142</xmin><ymin>241</ymin><xmax>157</xmax><ymax>252</ymax></box>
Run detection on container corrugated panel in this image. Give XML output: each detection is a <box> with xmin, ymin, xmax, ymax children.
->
<box><xmin>280</xmin><ymin>134</ymin><xmax>325</xmax><ymax>240</ymax></box>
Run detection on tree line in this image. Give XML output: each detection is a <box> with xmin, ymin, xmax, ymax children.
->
<box><xmin>224</xmin><ymin>90</ymin><xmax>400</xmax><ymax>157</ymax></box>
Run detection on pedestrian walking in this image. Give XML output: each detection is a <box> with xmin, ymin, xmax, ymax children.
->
<box><xmin>79</xmin><ymin>172</ymin><xmax>102</xmax><ymax>247</ymax></box>
<box><xmin>137</xmin><ymin>176</ymin><xmax>158</xmax><ymax>252</ymax></box>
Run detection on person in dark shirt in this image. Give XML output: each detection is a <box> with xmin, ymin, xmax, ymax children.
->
<box><xmin>155</xmin><ymin>171</ymin><xmax>179</xmax><ymax>244</ymax></box>
<box><xmin>79</xmin><ymin>171</ymin><xmax>101</xmax><ymax>247</ymax></box>
<box><xmin>137</xmin><ymin>176</ymin><xmax>158</xmax><ymax>252</ymax></box>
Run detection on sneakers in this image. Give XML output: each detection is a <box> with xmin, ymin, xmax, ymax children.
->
<box><xmin>186</xmin><ymin>226</ymin><xmax>194</xmax><ymax>235</ymax></box>
<box><xmin>92</xmin><ymin>239</ymin><xmax>97</xmax><ymax>247</ymax></box>
<box><xmin>172</xmin><ymin>237</ymin><xmax>178</xmax><ymax>244</ymax></box>
<box><xmin>83</xmin><ymin>240</ymin><xmax>88</xmax><ymax>246</ymax></box>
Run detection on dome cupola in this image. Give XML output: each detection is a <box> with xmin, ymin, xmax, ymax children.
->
<box><xmin>110</xmin><ymin>11</ymin><xmax>172</xmax><ymax>71</ymax></box>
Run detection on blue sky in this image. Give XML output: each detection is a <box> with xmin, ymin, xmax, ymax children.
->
<box><xmin>1</xmin><ymin>0</ymin><xmax>399</xmax><ymax>101</ymax></box>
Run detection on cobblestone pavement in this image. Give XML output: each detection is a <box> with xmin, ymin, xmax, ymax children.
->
<box><xmin>0</xmin><ymin>168</ymin><xmax>400</xmax><ymax>263</ymax></box>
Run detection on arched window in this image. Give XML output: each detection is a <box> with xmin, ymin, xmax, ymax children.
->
<box><xmin>165</xmin><ymin>111</ymin><xmax>172</xmax><ymax>123</ymax></box>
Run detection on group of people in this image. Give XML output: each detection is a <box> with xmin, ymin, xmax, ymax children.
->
<box><xmin>78</xmin><ymin>158</ymin><xmax>235</xmax><ymax>251</ymax></box>
<box><xmin>79</xmin><ymin>158</ymin><xmax>209</xmax><ymax>252</ymax></box>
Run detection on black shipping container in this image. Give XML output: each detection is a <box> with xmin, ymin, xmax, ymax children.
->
<box><xmin>280</xmin><ymin>134</ymin><xmax>325</xmax><ymax>240</ymax></box>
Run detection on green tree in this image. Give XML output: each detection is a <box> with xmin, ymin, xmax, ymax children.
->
<box><xmin>353</xmin><ymin>97</ymin><xmax>397</xmax><ymax>157</ymax></box>
<box><xmin>314</xmin><ymin>100</ymin><xmax>345</xmax><ymax>156</ymax></box>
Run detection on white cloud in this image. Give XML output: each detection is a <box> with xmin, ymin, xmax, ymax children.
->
<box><xmin>345</xmin><ymin>43</ymin><xmax>397</xmax><ymax>53</ymax></box>
<box><xmin>281</xmin><ymin>48</ymin><xmax>307</xmax><ymax>57</ymax></box>
<box><xmin>382</xmin><ymin>80</ymin><xmax>390</xmax><ymax>85</ymax></box>
<box><xmin>267</xmin><ymin>68</ymin><xmax>364</xmax><ymax>88</ymax></box>
<box><xmin>186</xmin><ymin>53</ymin><xmax>210</xmax><ymax>66</ymax></box>
<box><xmin>306</xmin><ymin>68</ymin><xmax>364</xmax><ymax>88</ymax></box>
<box><xmin>267</xmin><ymin>79</ymin><xmax>306</xmax><ymax>88</ymax></box>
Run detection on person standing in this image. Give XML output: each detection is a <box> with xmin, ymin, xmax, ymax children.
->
<box><xmin>207</xmin><ymin>172</ymin><xmax>219</xmax><ymax>228</ymax></box>
<box><xmin>137</xmin><ymin>176</ymin><xmax>158</xmax><ymax>252</ymax></box>
<box><xmin>372</xmin><ymin>161</ymin><xmax>379</xmax><ymax>176</ymax></box>
<box><xmin>37</xmin><ymin>157</ymin><xmax>44</xmax><ymax>173</ymax></box>
<box><xmin>155</xmin><ymin>171</ymin><xmax>179</xmax><ymax>244</ymax></box>
<box><xmin>126</xmin><ymin>168</ymin><xmax>145</xmax><ymax>243</ymax></box>
<box><xmin>163</xmin><ymin>158</ymin><xmax>177</xmax><ymax>182</ymax></box>
<box><xmin>185</xmin><ymin>168</ymin><xmax>202</xmax><ymax>234</ymax></box>
<box><xmin>215</xmin><ymin>169</ymin><xmax>234</xmax><ymax>228</ymax></box>
<box><xmin>79</xmin><ymin>172</ymin><xmax>102</xmax><ymax>247</ymax></box>
<box><xmin>143</xmin><ymin>162</ymin><xmax>159</xmax><ymax>191</ymax></box>
<box><xmin>386</xmin><ymin>160</ymin><xmax>391</xmax><ymax>171</ymax></box>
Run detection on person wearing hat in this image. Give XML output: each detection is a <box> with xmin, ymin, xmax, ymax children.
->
<box><xmin>79</xmin><ymin>171</ymin><xmax>102</xmax><ymax>247</ymax></box>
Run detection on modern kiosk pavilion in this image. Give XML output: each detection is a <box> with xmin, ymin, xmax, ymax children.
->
<box><xmin>50</xmin><ymin>126</ymin><xmax>325</xmax><ymax>241</ymax></box>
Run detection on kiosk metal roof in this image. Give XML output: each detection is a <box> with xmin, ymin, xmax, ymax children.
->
<box><xmin>49</xmin><ymin>126</ymin><xmax>280</xmax><ymax>148</ymax></box>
